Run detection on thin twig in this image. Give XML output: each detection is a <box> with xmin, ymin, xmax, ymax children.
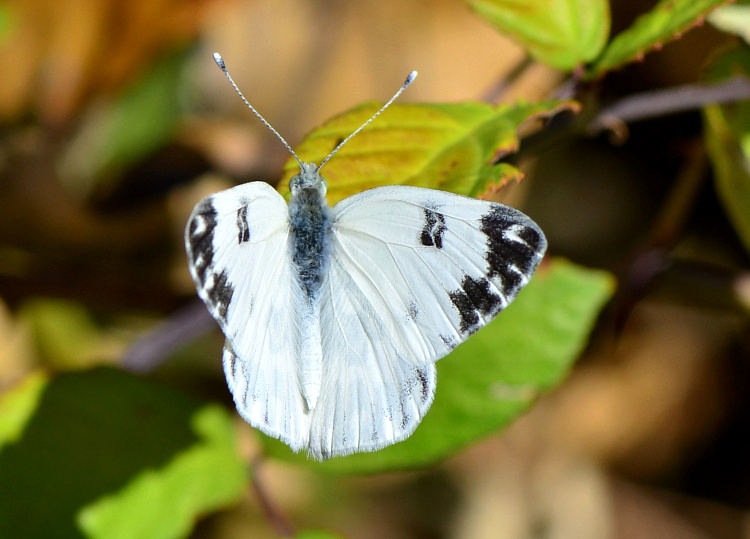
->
<box><xmin>121</xmin><ymin>300</ymin><xmax>216</xmax><ymax>373</ymax></box>
<box><xmin>588</xmin><ymin>75</ymin><xmax>750</xmax><ymax>135</ymax></box>
<box><xmin>614</xmin><ymin>143</ymin><xmax>709</xmax><ymax>330</ymax></box>
<box><xmin>481</xmin><ymin>55</ymin><xmax>534</xmax><ymax>102</ymax></box>
<box><xmin>251</xmin><ymin>456</ymin><xmax>296</xmax><ymax>537</ymax></box>
<box><xmin>649</xmin><ymin>142</ymin><xmax>708</xmax><ymax>247</ymax></box>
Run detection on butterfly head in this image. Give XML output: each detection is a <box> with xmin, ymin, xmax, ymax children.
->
<box><xmin>290</xmin><ymin>162</ymin><xmax>328</xmax><ymax>197</ymax></box>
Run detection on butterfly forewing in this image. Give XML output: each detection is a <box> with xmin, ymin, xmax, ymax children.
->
<box><xmin>330</xmin><ymin>185</ymin><xmax>545</xmax><ymax>354</ymax></box>
<box><xmin>185</xmin><ymin>182</ymin><xmax>311</xmax><ymax>451</ymax></box>
<box><xmin>305</xmin><ymin>185</ymin><xmax>546</xmax><ymax>458</ymax></box>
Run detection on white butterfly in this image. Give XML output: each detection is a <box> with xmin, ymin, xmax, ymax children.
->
<box><xmin>185</xmin><ymin>54</ymin><xmax>547</xmax><ymax>460</ymax></box>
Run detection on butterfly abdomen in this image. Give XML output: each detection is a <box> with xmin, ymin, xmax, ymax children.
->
<box><xmin>289</xmin><ymin>186</ymin><xmax>332</xmax><ymax>410</ymax></box>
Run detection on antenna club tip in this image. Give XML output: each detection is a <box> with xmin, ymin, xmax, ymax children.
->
<box><xmin>213</xmin><ymin>52</ymin><xmax>226</xmax><ymax>70</ymax></box>
<box><xmin>406</xmin><ymin>70</ymin><xmax>418</xmax><ymax>84</ymax></box>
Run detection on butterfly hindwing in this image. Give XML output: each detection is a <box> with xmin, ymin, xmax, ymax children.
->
<box><xmin>307</xmin><ymin>185</ymin><xmax>546</xmax><ymax>458</ymax></box>
<box><xmin>185</xmin><ymin>181</ymin><xmax>310</xmax><ymax>451</ymax></box>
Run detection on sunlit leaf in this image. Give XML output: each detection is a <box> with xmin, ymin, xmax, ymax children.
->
<box><xmin>0</xmin><ymin>372</ymin><xmax>46</xmax><ymax>446</ymax></box>
<box><xmin>465</xmin><ymin>0</ymin><xmax>610</xmax><ymax>70</ymax></box>
<box><xmin>0</xmin><ymin>368</ymin><xmax>246</xmax><ymax>538</ymax></box>
<box><xmin>703</xmin><ymin>46</ymin><xmax>750</xmax><ymax>255</ymax></box>
<box><xmin>261</xmin><ymin>258</ymin><xmax>615</xmax><ymax>474</ymax></box>
<box><xmin>589</xmin><ymin>0</ymin><xmax>730</xmax><ymax>77</ymax></box>
<box><xmin>278</xmin><ymin>100</ymin><xmax>579</xmax><ymax>204</ymax></box>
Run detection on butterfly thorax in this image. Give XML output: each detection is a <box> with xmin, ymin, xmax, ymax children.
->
<box><xmin>288</xmin><ymin>164</ymin><xmax>332</xmax><ymax>299</ymax></box>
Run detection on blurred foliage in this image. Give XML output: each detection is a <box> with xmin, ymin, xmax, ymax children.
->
<box><xmin>0</xmin><ymin>0</ymin><xmax>749</xmax><ymax>537</ymax></box>
<box><xmin>704</xmin><ymin>47</ymin><xmax>750</xmax><ymax>254</ymax></box>
<box><xmin>708</xmin><ymin>0</ymin><xmax>750</xmax><ymax>44</ymax></box>
<box><xmin>0</xmin><ymin>369</ymin><xmax>245</xmax><ymax>538</ymax></box>
<box><xmin>59</xmin><ymin>48</ymin><xmax>194</xmax><ymax>197</ymax></box>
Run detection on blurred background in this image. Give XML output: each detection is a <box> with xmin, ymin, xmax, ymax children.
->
<box><xmin>1</xmin><ymin>0</ymin><xmax>749</xmax><ymax>537</ymax></box>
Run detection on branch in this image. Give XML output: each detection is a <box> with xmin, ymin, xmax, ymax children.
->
<box><xmin>121</xmin><ymin>300</ymin><xmax>216</xmax><ymax>373</ymax></box>
<box><xmin>588</xmin><ymin>75</ymin><xmax>750</xmax><ymax>135</ymax></box>
<box><xmin>251</xmin><ymin>457</ymin><xmax>296</xmax><ymax>537</ymax></box>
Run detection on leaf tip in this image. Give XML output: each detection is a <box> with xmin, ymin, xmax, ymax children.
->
<box><xmin>477</xmin><ymin>169</ymin><xmax>525</xmax><ymax>200</ymax></box>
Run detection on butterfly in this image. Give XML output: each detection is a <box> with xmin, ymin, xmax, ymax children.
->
<box><xmin>185</xmin><ymin>54</ymin><xmax>547</xmax><ymax>460</ymax></box>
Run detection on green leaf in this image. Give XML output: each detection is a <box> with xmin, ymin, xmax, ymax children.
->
<box><xmin>0</xmin><ymin>372</ymin><xmax>47</xmax><ymax>446</ymax></box>
<box><xmin>261</xmin><ymin>258</ymin><xmax>615</xmax><ymax>474</ymax></box>
<box><xmin>708</xmin><ymin>0</ymin><xmax>750</xmax><ymax>44</ymax></box>
<box><xmin>278</xmin><ymin>100</ymin><xmax>579</xmax><ymax>205</ymax></box>
<box><xmin>59</xmin><ymin>48</ymin><xmax>192</xmax><ymax>194</ymax></box>
<box><xmin>465</xmin><ymin>0</ymin><xmax>610</xmax><ymax>70</ymax></box>
<box><xmin>589</xmin><ymin>0</ymin><xmax>730</xmax><ymax>77</ymax></box>
<box><xmin>0</xmin><ymin>367</ymin><xmax>246</xmax><ymax>539</ymax></box>
<box><xmin>703</xmin><ymin>47</ymin><xmax>750</xmax><ymax>255</ymax></box>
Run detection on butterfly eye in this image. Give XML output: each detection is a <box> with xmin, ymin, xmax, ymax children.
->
<box><xmin>319</xmin><ymin>176</ymin><xmax>328</xmax><ymax>196</ymax></box>
<box><xmin>289</xmin><ymin>164</ymin><xmax>327</xmax><ymax>197</ymax></box>
<box><xmin>289</xmin><ymin>174</ymin><xmax>301</xmax><ymax>196</ymax></box>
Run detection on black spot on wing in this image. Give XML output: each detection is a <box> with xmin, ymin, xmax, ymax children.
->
<box><xmin>407</xmin><ymin>301</ymin><xmax>419</xmax><ymax>322</ymax></box>
<box><xmin>187</xmin><ymin>200</ymin><xmax>218</xmax><ymax>286</ymax></box>
<box><xmin>449</xmin><ymin>275</ymin><xmax>503</xmax><ymax>335</ymax></box>
<box><xmin>448</xmin><ymin>288</ymin><xmax>478</xmax><ymax>333</ymax></box>
<box><xmin>211</xmin><ymin>270</ymin><xmax>235</xmax><ymax>322</ymax></box>
<box><xmin>440</xmin><ymin>334</ymin><xmax>457</xmax><ymax>350</ymax></box>
<box><xmin>226</xmin><ymin>347</ymin><xmax>237</xmax><ymax>379</ymax></box>
<box><xmin>236</xmin><ymin>205</ymin><xmax>250</xmax><ymax>243</ymax></box>
<box><xmin>415</xmin><ymin>367</ymin><xmax>431</xmax><ymax>405</ymax></box>
<box><xmin>400</xmin><ymin>405</ymin><xmax>411</xmax><ymax>429</ymax></box>
<box><xmin>516</xmin><ymin>225</ymin><xmax>545</xmax><ymax>252</ymax></box>
<box><xmin>419</xmin><ymin>208</ymin><xmax>447</xmax><ymax>249</ymax></box>
<box><xmin>480</xmin><ymin>206</ymin><xmax>545</xmax><ymax>296</ymax></box>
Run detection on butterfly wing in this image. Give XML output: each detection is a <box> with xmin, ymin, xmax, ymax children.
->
<box><xmin>307</xmin><ymin>185</ymin><xmax>547</xmax><ymax>459</ymax></box>
<box><xmin>185</xmin><ymin>182</ymin><xmax>311</xmax><ymax>451</ymax></box>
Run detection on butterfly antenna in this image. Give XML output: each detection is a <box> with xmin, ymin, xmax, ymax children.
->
<box><xmin>213</xmin><ymin>52</ymin><xmax>304</xmax><ymax>168</ymax></box>
<box><xmin>316</xmin><ymin>70</ymin><xmax>417</xmax><ymax>172</ymax></box>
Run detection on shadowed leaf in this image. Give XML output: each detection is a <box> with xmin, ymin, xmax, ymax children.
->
<box><xmin>0</xmin><ymin>368</ymin><xmax>245</xmax><ymax>538</ymax></box>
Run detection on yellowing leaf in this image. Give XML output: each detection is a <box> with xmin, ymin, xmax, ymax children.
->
<box><xmin>279</xmin><ymin>100</ymin><xmax>579</xmax><ymax>205</ymax></box>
